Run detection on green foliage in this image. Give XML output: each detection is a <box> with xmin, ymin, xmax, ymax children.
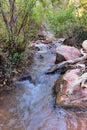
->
<box><xmin>0</xmin><ymin>0</ymin><xmax>40</xmax><ymax>79</ymax></box>
<box><xmin>0</xmin><ymin>0</ymin><xmax>39</xmax><ymax>43</ymax></box>
<box><xmin>8</xmin><ymin>52</ymin><xmax>26</xmax><ymax>66</ymax></box>
<box><xmin>44</xmin><ymin>0</ymin><xmax>87</xmax><ymax>38</ymax></box>
<box><xmin>46</xmin><ymin>7</ymin><xmax>79</xmax><ymax>37</ymax></box>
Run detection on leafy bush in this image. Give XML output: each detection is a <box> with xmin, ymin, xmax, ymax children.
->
<box><xmin>45</xmin><ymin>1</ymin><xmax>87</xmax><ymax>38</ymax></box>
<box><xmin>0</xmin><ymin>0</ymin><xmax>41</xmax><ymax>81</ymax></box>
<box><xmin>47</xmin><ymin>7</ymin><xmax>79</xmax><ymax>37</ymax></box>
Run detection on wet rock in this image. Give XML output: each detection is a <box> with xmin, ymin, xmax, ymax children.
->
<box><xmin>82</xmin><ymin>40</ymin><xmax>87</xmax><ymax>52</ymax></box>
<box><xmin>55</xmin><ymin>45</ymin><xmax>81</xmax><ymax>64</ymax></box>
<box><xmin>54</xmin><ymin>69</ymin><xmax>87</xmax><ymax>108</ymax></box>
<box><xmin>29</xmin><ymin>42</ymin><xmax>48</xmax><ymax>52</ymax></box>
<box><xmin>37</xmin><ymin>31</ymin><xmax>46</xmax><ymax>40</ymax></box>
<box><xmin>54</xmin><ymin>75</ymin><xmax>67</xmax><ymax>94</ymax></box>
<box><xmin>55</xmin><ymin>53</ymin><xmax>66</xmax><ymax>64</ymax></box>
<box><xmin>19</xmin><ymin>75</ymin><xmax>32</xmax><ymax>81</ymax></box>
<box><xmin>19</xmin><ymin>74</ymin><xmax>35</xmax><ymax>84</ymax></box>
<box><xmin>41</xmin><ymin>38</ymin><xmax>52</xmax><ymax>44</ymax></box>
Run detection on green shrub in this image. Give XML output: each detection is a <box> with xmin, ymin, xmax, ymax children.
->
<box><xmin>46</xmin><ymin>6</ymin><xmax>80</xmax><ymax>37</ymax></box>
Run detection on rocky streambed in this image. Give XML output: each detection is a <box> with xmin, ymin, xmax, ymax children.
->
<box><xmin>0</xmin><ymin>40</ymin><xmax>87</xmax><ymax>130</ymax></box>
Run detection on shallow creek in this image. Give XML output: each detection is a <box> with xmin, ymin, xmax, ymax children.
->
<box><xmin>0</xmin><ymin>41</ymin><xmax>87</xmax><ymax>130</ymax></box>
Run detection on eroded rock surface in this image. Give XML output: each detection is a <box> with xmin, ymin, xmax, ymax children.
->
<box><xmin>55</xmin><ymin>45</ymin><xmax>81</xmax><ymax>64</ymax></box>
<box><xmin>54</xmin><ymin>69</ymin><xmax>87</xmax><ymax>108</ymax></box>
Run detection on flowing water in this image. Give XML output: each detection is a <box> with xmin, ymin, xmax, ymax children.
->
<box><xmin>0</xmin><ymin>41</ymin><xmax>87</xmax><ymax>130</ymax></box>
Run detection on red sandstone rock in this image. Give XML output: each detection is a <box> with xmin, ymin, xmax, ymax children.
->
<box><xmin>55</xmin><ymin>45</ymin><xmax>81</xmax><ymax>64</ymax></box>
<box><xmin>54</xmin><ymin>69</ymin><xmax>87</xmax><ymax>108</ymax></box>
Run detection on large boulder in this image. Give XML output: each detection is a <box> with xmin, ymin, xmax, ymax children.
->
<box><xmin>55</xmin><ymin>45</ymin><xmax>81</xmax><ymax>64</ymax></box>
<box><xmin>54</xmin><ymin>69</ymin><xmax>87</xmax><ymax>109</ymax></box>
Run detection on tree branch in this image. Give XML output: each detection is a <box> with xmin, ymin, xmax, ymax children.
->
<box><xmin>66</xmin><ymin>72</ymin><xmax>87</xmax><ymax>96</ymax></box>
<box><xmin>9</xmin><ymin>0</ymin><xmax>15</xmax><ymax>26</ymax></box>
<box><xmin>46</xmin><ymin>54</ymin><xmax>87</xmax><ymax>74</ymax></box>
<box><xmin>0</xmin><ymin>2</ymin><xmax>11</xmax><ymax>36</ymax></box>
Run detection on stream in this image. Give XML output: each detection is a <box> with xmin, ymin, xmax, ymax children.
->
<box><xmin>0</xmin><ymin>41</ymin><xmax>87</xmax><ymax>130</ymax></box>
